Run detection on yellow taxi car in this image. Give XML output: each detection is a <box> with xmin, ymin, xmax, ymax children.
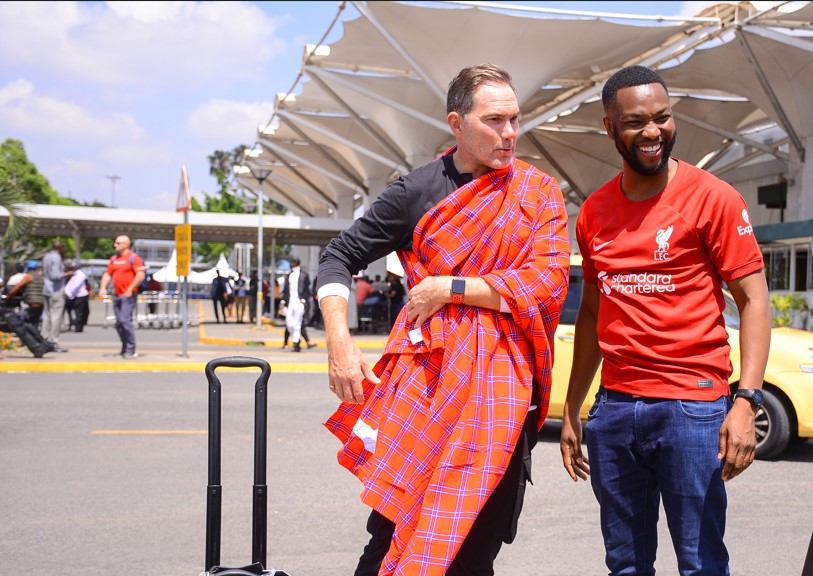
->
<box><xmin>547</xmin><ymin>254</ymin><xmax>813</xmax><ymax>460</ymax></box>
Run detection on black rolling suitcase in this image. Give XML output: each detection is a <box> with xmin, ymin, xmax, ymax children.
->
<box><xmin>201</xmin><ymin>357</ymin><xmax>290</xmax><ymax>576</ymax></box>
<box><xmin>0</xmin><ymin>307</ymin><xmax>54</xmax><ymax>358</ymax></box>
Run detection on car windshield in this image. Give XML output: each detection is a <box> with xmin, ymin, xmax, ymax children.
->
<box><xmin>722</xmin><ymin>286</ymin><xmax>740</xmax><ymax>330</ymax></box>
<box><xmin>560</xmin><ymin>266</ymin><xmax>584</xmax><ymax>325</ymax></box>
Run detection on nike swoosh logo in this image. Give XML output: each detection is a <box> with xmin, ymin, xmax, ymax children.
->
<box><xmin>593</xmin><ymin>240</ymin><xmax>614</xmax><ymax>252</ymax></box>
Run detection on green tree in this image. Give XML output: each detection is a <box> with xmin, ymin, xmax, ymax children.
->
<box><xmin>0</xmin><ymin>178</ymin><xmax>37</xmax><ymax>276</ymax></box>
<box><xmin>0</xmin><ymin>139</ymin><xmax>62</xmax><ymax>205</ymax></box>
<box><xmin>0</xmin><ymin>139</ymin><xmax>127</xmax><ymax>262</ymax></box>
<box><xmin>771</xmin><ymin>293</ymin><xmax>810</xmax><ymax>328</ymax></box>
<box><xmin>193</xmin><ymin>145</ymin><xmax>291</xmax><ymax>267</ymax></box>
<box><xmin>0</xmin><ymin>179</ymin><xmax>33</xmax><ymax>246</ymax></box>
<box><xmin>190</xmin><ymin>146</ymin><xmax>248</xmax><ymax>264</ymax></box>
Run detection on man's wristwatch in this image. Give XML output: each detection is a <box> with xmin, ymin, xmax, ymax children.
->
<box><xmin>733</xmin><ymin>388</ymin><xmax>764</xmax><ymax>408</ymax></box>
<box><xmin>451</xmin><ymin>278</ymin><xmax>465</xmax><ymax>305</ymax></box>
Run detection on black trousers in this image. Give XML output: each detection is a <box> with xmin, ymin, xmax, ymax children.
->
<box><xmin>353</xmin><ymin>407</ymin><xmax>538</xmax><ymax>576</ymax></box>
<box><xmin>69</xmin><ymin>296</ymin><xmax>89</xmax><ymax>331</ymax></box>
<box><xmin>212</xmin><ymin>296</ymin><xmax>227</xmax><ymax>322</ymax></box>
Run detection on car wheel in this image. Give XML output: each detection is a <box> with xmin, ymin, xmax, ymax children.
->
<box><xmin>754</xmin><ymin>387</ymin><xmax>791</xmax><ymax>460</ymax></box>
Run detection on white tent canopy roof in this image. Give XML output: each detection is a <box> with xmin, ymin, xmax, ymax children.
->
<box><xmin>234</xmin><ymin>1</ymin><xmax>812</xmax><ymax>222</ymax></box>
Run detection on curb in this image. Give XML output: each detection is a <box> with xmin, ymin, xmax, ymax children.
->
<box><xmin>0</xmin><ymin>361</ymin><xmax>329</xmax><ymax>374</ymax></box>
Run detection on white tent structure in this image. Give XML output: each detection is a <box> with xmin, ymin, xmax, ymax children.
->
<box><xmin>234</xmin><ymin>0</ymin><xmax>812</xmax><ymax>228</ymax></box>
<box><xmin>151</xmin><ymin>249</ymin><xmax>182</xmax><ymax>283</ymax></box>
<box><xmin>151</xmin><ymin>251</ymin><xmax>237</xmax><ymax>285</ymax></box>
<box><xmin>190</xmin><ymin>253</ymin><xmax>240</xmax><ymax>285</ymax></box>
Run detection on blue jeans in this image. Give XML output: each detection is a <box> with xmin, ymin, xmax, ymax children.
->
<box><xmin>585</xmin><ymin>387</ymin><xmax>731</xmax><ymax>576</ymax></box>
<box><xmin>113</xmin><ymin>294</ymin><xmax>137</xmax><ymax>354</ymax></box>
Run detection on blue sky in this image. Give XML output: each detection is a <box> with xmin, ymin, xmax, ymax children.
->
<box><xmin>0</xmin><ymin>1</ymin><xmax>724</xmax><ymax>211</ymax></box>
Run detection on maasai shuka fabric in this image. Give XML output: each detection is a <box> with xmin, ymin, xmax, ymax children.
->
<box><xmin>324</xmin><ymin>152</ymin><xmax>570</xmax><ymax>575</ymax></box>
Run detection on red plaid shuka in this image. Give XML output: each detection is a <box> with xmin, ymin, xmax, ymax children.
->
<box><xmin>324</xmin><ymin>153</ymin><xmax>570</xmax><ymax>575</ymax></box>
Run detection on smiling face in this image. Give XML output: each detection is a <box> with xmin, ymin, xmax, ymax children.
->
<box><xmin>448</xmin><ymin>82</ymin><xmax>519</xmax><ymax>179</ymax></box>
<box><xmin>604</xmin><ymin>82</ymin><xmax>676</xmax><ymax>177</ymax></box>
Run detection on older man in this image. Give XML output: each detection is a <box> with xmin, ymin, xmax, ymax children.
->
<box><xmin>41</xmin><ymin>240</ymin><xmax>69</xmax><ymax>352</ymax></box>
<box><xmin>318</xmin><ymin>63</ymin><xmax>569</xmax><ymax>575</ymax></box>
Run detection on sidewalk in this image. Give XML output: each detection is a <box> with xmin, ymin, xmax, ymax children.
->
<box><xmin>0</xmin><ymin>299</ymin><xmax>389</xmax><ymax>373</ymax></box>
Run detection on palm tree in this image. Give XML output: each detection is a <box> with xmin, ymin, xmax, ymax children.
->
<box><xmin>0</xmin><ymin>179</ymin><xmax>33</xmax><ymax>246</ymax></box>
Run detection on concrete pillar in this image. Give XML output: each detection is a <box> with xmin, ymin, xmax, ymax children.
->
<box><xmin>787</xmin><ymin>137</ymin><xmax>812</xmax><ymax>221</ymax></box>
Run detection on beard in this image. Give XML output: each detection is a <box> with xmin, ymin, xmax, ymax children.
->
<box><xmin>614</xmin><ymin>130</ymin><xmax>676</xmax><ymax>177</ymax></box>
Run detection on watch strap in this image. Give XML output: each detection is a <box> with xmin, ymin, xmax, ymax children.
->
<box><xmin>734</xmin><ymin>388</ymin><xmax>762</xmax><ymax>406</ymax></box>
<box><xmin>451</xmin><ymin>278</ymin><xmax>465</xmax><ymax>305</ymax></box>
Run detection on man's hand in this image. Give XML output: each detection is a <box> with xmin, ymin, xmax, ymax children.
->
<box><xmin>321</xmin><ymin>294</ymin><xmax>380</xmax><ymax>404</ymax></box>
<box><xmin>406</xmin><ymin>276</ymin><xmax>451</xmax><ymax>326</ymax></box>
<box><xmin>718</xmin><ymin>400</ymin><xmax>757</xmax><ymax>481</ymax></box>
<box><xmin>327</xmin><ymin>333</ymin><xmax>379</xmax><ymax>404</ymax></box>
<box><xmin>560</xmin><ymin>410</ymin><xmax>590</xmax><ymax>482</ymax></box>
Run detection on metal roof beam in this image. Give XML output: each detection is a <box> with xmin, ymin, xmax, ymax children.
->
<box><xmin>736</xmin><ymin>30</ymin><xmax>805</xmax><ymax>159</ymax></box>
<box><xmin>250</xmin><ymin>147</ymin><xmax>338</xmax><ymax>209</ymax></box>
<box><xmin>524</xmin><ymin>131</ymin><xmax>587</xmax><ymax>203</ymax></box>
<box><xmin>350</xmin><ymin>0</ymin><xmax>447</xmax><ymax>102</ymax></box>
<box><xmin>520</xmin><ymin>21</ymin><xmax>731</xmax><ymax>133</ymax></box>
<box><xmin>305</xmin><ymin>72</ymin><xmax>412</xmax><ymax>171</ymax></box>
<box><xmin>275</xmin><ymin>113</ymin><xmax>367</xmax><ymax>190</ymax></box>
<box><xmin>277</xmin><ymin>109</ymin><xmax>409</xmax><ymax>173</ymax></box>
<box><xmin>260</xmin><ymin>139</ymin><xmax>364</xmax><ymax>199</ymax></box>
<box><xmin>305</xmin><ymin>66</ymin><xmax>449</xmax><ymax>133</ymax></box>
<box><xmin>672</xmin><ymin>110</ymin><xmax>789</xmax><ymax>160</ymax></box>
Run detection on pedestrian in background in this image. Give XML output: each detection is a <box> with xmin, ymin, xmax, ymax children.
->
<box><xmin>385</xmin><ymin>272</ymin><xmax>405</xmax><ymax>328</ymax></box>
<box><xmin>41</xmin><ymin>240</ymin><xmax>69</xmax><ymax>352</ymax></box>
<box><xmin>210</xmin><ymin>270</ymin><xmax>228</xmax><ymax>323</ymax></box>
<box><xmin>280</xmin><ymin>256</ymin><xmax>310</xmax><ymax>352</ymax></box>
<box><xmin>63</xmin><ymin>260</ymin><xmax>90</xmax><ymax>332</ymax></box>
<box><xmin>2</xmin><ymin>262</ymin><xmax>27</xmax><ymax>308</ymax></box>
<box><xmin>234</xmin><ymin>271</ymin><xmax>248</xmax><ymax>323</ymax></box>
<box><xmin>5</xmin><ymin>261</ymin><xmax>45</xmax><ymax>326</ymax></box>
<box><xmin>144</xmin><ymin>273</ymin><xmax>163</xmax><ymax>315</ymax></box>
<box><xmin>98</xmin><ymin>235</ymin><xmax>146</xmax><ymax>359</ymax></box>
<box><xmin>247</xmin><ymin>270</ymin><xmax>259</xmax><ymax>324</ymax></box>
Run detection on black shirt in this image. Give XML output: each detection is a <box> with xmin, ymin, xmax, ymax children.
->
<box><xmin>318</xmin><ymin>154</ymin><xmax>472</xmax><ymax>290</ymax></box>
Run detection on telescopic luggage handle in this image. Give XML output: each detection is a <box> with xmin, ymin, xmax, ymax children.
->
<box><xmin>204</xmin><ymin>356</ymin><xmax>271</xmax><ymax>573</ymax></box>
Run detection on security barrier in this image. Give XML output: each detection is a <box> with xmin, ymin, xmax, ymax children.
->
<box><xmin>102</xmin><ymin>291</ymin><xmax>200</xmax><ymax>329</ymax></box>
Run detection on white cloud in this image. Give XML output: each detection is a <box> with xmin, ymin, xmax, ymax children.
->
<box><xmin>0</xmin><ymin>1</ymin><xmax>288</xmax><ymax>87</ymax></box>
<box><xmin>0</xmin><ymin>79</ymin><xmax>147</xmax><ymax>142</ymax></box>
<box><xmin>676</xmin><ymin>2</ymin><xmax>734</xmax><ymax>17</ymax></box>
<box><xmin>186</xmin><ymin>98</ymin><xmax>275</xmax><ymax>144</ymax></box>
<box><xmin>99</xmin><ymin>142</ymin><xmax>170</xmax><ymax>167</ymax></box>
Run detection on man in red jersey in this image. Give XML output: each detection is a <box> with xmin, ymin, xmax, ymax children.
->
<box><xmin>99</xmin><ymin>234</ymin><xmax>146</xmax><ymax>359</ymax></box>
<box><xmin>560</xmin><ymin>65</ymin><xmax>771</xmax><ymax>575</ymax></box>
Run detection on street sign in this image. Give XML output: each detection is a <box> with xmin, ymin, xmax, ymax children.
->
<box><xmin>176</xmin><ymin>165</ymin><xmax>191</xmax><ymax>213</ymax></box>
<box><xmin>175</xmin><ymin>224</ymin><xmax>192</xmax><ymax>277</ymax></box>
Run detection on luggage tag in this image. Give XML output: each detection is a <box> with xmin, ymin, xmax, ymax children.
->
<box><xmin>408</xmin><ymin>327</ymin><xmax>424</xmax><ymax>346</ymax></box>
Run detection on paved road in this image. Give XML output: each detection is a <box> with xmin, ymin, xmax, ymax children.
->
<box><xmin>2</xmin><ymin>370</ymin><xmax>811</xmax><ymax>576</ymax></box>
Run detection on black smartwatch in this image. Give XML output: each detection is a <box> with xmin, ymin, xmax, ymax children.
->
<box><xmin>451</xmin><ymin>278</ymin><xmax>465</xmax><ymax>305</ymax></box>
<box><xmin>733</xmin><ymin>388</ymin><xmax>764</xmax><ymax>407</ymax></box>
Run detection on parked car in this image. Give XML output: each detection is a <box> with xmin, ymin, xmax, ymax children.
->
<box><xmin>546</xmin><ymin>255</ymin><xmax>813</xmax><ymax>460</ymax></box>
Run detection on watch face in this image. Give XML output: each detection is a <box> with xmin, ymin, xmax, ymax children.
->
<box><xmin>752</xmin><ymin>389</ymin><xmax>764</xmax><ymax>406</ymax></box>
<box><xmin>451</xmin><ymin>278</ymin><xmax>465</xmax><ymax>294</ymax></box>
